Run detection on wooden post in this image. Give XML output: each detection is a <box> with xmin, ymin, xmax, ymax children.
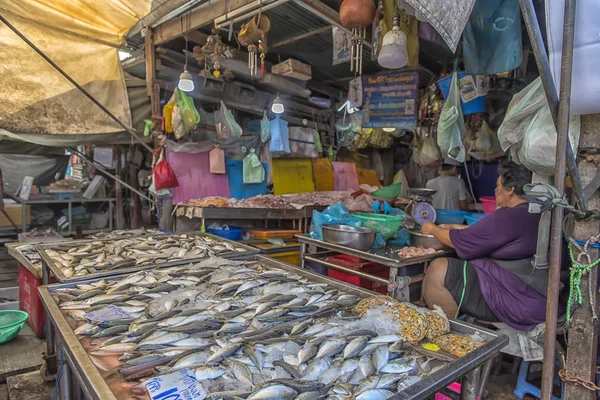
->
<box><xmin>565</xmin><ymin>114</ymin><xmax>600</xmax><ymax>400</ymax></box>
<box><xmin>115</xmin><ymin>146</ymin><xmax>124</xmax><ymax>230</ymax></box>
<box><xmin>128</xmin><ymin>145</ymin><xmax>142</xmax><ymax>229</ymax></box>
<box><xmin>145</xmin><ymin>29</ymin><xmax>156</xmax><ymax>97</ymax></box>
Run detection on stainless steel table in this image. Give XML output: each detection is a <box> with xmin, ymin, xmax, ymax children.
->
<box><xmin>39</xmin><ymin>255</ymin><xmax>508</xmax><ymax>400</ymax></box>
<box><xmin>296</xmin><ymin>234</ymin><xmax>454</xmax><ymax>299</ymax></box>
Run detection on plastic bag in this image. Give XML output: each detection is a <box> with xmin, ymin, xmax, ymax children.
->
<box><xmin>419</xmin><ymin>133</ymin><xmax>441</xmax><ymax>166</ymax></box>
<box><xmin>498</xmin><ymin>77</ymin><xmax>580</xmax><ymax>175</ymax></box>
<box><xmin>242</xmin><ymin>148</ymin><xmax>265</xmax><ymax>184</ymax></box>
<box><xmin>463</xmin><ymin>0</ymin><xmax>522</xmax><ymax>75</ymax></box>
<box><xmin>163</xmin><ymin>93</ymin><xmax>176</xmax><ymax>133</ymax></box>
<box><xmin>209</xmin><ymin>147</ymin><xmax>226</xmax><ymax>174</ymax></box>
<box><xmin>469</xmin><ymin>121</ymin><xmax>503</xmax><ymax>160</ymax></box>
<box><xmin>260</xmin><ymin>111</ymin><xmax>270</xmax><ymax>142</ymax></box>
<box><xmin>309</xmin><ymin>202</ymin><xmax>362</xmax><ymax>240</ymax></box>
<box><xmin>172</xmin><ymin>104</ymin><xmax>186</xmax><ymax>140</ymax></box>
<box><xmin>314</xmin><ymin>130</ymin><xmax>323</xmax><ymax>153</ymax></box>
<box><xmin>269</xmin><ymin>116</ymin><xmax>291</xmax><ymax>154</ymax></box>
<box><xmin>152</xmin><ymin>148</ymin><xmax>179</xmax><ymax>190</ymax></box>
<box><xmin>216</xmin><ymin>101</ymin><xmax>243</xmax><ymax>139</ymax></box>
<box><xmin>175</xmin><ymin>88</ymin><xmax>200</xmax><ymax>132</ymax></box>
<box><xmin>437</xmin><ymin>71</ymin><xmax>466</xmax><ymax>162</ymax></box>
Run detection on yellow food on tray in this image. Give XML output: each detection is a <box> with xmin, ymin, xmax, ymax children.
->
<box><xmin>423</xmin><ymin>306</ymin><xmax>451</xmax><ymax>340</ymax></box>
<box><xmin>433</xmin><ymin>333</ymin><xmax>484</xmax><ymax>357</ymax></box>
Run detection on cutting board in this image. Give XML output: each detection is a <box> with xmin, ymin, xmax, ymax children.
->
<box><xmin>272</xmin><ymin>158</ymin><xmax>315</xmax><ymax>195</ymax></box>
<box><xmin>332</xmin><ymin>162</ymin><xmax>360</xmax><ymax>192</ymax></box>
<box><xmin>169</xmin><ymin>151</ymin><xmax>230</xmax><ymax>204</ymax></box>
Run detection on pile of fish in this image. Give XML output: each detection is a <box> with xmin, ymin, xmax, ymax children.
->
<box><xmin>16</xmin><ymin>245</ymin><xmax>44</xmax><ymax>275</ymax></box>
<box><xmin>53</xmin><ymin>258</ymin><xmax>442</xmax><ymax>400</ymax></box>
<box><xmin>90</xmin><ymin>228</ymin><xmax>162</xmax><ymax>240</ymax></box>
<box><xmin>43</xmin><ymin>234</ymin><xmax>250</xmax><ymax>279</ymax></box>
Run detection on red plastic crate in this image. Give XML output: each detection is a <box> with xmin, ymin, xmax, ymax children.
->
<box><xmin>18</xmin><ymin>264</ymin><xmax>46</xmax><ymax>338</ymax></box>
<box><xmin>326</xmin><ymin>254</ymin><xmax>390</xmax><ymax>294</ymax></box>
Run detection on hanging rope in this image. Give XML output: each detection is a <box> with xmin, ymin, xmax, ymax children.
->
<box><xmin>565</xmin><ymin>234</ymin><xmax>600</xmax><ymax>327</ymax></box>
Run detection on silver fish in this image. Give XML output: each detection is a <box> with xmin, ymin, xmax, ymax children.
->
<box><xmin>377</xmin><ymin>374</ymin><xmax>404</xmax><ymax>389</ymax></box>
<box><xmin>206</xmin><ymin>344</ymin><xmax>241</xmax><ymax>363</ymax></box>
<box><xmin>303</xmin><ymin>358</ymin><xmax>331</xmax><ymax>381</ymax></box>
<box><xmin>193</xmin><ymin>366</ymin><xmax>227</xmax><ymax>380</ymax></box>
<box><xmin>247</xmin><ymin>384</ymin><xmax>297</xmax><ymax>400</ymax></box>
<box><xmin>225</xmin><ymin>359</ymin><xmax>253</xmax><ymax>386</ymax></box>
<box><xmin>172</xmin><ymin>352</ymin><xmax>207</xmax><ymax>369</ymax></box>
<box><xmin>298</xmin><ymin>342</ymin><xmax>319</xmax><ymax>364</ymax></box>
<box><xmin>316</xmin><ymin>338</ymin><xmax>346</xmax><ymax>359</ymax></box>
<box><xmin>372</xmin><ymin>346</ymin><xmax>389</xmax><ymax>373</ymax></box>
<box><xmin>356</xmin><ymin>376</ymin><xmax>380</xmax><ymax>395</ymax></box>
<box><xmin>139</xmin><ymin>332</ymin><xmax>188</xmax><ymax>346</ymax></box>
<box><xmin>396</xmin><ymin>375</ymin><xmax>422</xmax><ymax>391</ymax></box>
<box><xmin>359</xmin><ymin>354</ymin><xmax>376</xmax><ymax>377</ymax></box>
<box><xmin>243</xmin><ymin>345</ymin><xmax>264</xmax><ymax>371</ymax></box>
<box><xmin>343</xmin><ymin>336</ymin><xmax>368</xmax><ymax>359</ymax></box>
<box><xmin>368</xmin><ymin>334</ymin><xmax>403</xmax><ymax>344</ymax></box>
<box><xmin>380</xmin><ymin>358</ymin><xmax>419</xmax><ymax>375</ymax></box>
<box><xmin>355</xmin><ymin>389</ymin><xmax>393</xmax><ymax>400</ymax></box>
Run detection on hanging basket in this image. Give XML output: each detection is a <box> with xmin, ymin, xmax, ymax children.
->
<box><xmin>238</xmin><ymin>14</ymin><xmax>271</xmax><ymax>46</ymax></box>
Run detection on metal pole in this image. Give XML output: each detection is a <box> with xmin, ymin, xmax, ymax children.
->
<box><xmin>304</xmin><ymin>255</ymin><xmax>391</xmax><ymax>284</ymax></box>
<box><xmin>540</xmin><ymin>0</ymin><xmax>577</xmax><ymax>399</ymax></box>
<box><xmin>518</xmin><ymin>0</ymin><xmax>587</xmax><ymax>212</ymax></box>
<box><xmin>66</xmin><ymin>147</ymin><xmax>155</xmax><ymax>204</ymax></box>
<box><xmin>0</xmin><ymin>14</ymin><xmax>154</xmax><ymax>154</ymax></box>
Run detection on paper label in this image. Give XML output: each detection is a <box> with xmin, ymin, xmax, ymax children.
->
<box><xmin>459</xmin><ymin>75</ymin><xmax>478</xmax><ymax>103</ymax></box>
<box><xmin>145</xmin><ymin>368</ymin><xmax>206</xmax><ymax>400</ymax></box>
<box><xmin>57</xmin><ymin>216</ymin><xmax>68</xmax><ymax>228</ymax></box>
<box><xmin>84</xmin><ymin>305</ymin><xmax>132</xmax><ymax>323</ymax></box>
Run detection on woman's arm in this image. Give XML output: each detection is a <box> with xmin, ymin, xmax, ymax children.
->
<box><xmin>439</xmin><ymin>224</ymin><xmax>469</xmax><ymax>230</ymax></box>
<box><xmin>421</xmin><ymin>223</ymin><xmax>454</xmax><ymax>248</ymax></box>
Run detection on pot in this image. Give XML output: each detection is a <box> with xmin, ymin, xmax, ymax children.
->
<box><xmin>340</xmin><ymin>0</ymin><xmax>376</xmax><ymax>28</ymax></box>
<box><xmin>322</xmin><ymin>224</ymin><xmax>376</xmax><ymax>251</ymax></box>
<box><xmin>407</xmin><ymin>230</ymin><xmax>448</xmax><ymax>250</ymax></box>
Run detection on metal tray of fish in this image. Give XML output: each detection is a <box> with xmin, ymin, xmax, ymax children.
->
<box><xmin>35</xmin><ymin>232</ymin><xmax>259</xmax><ymax>283</ymax></box>
<box><xmin>39</xmin><ymin>255</ymin><xmax>507</xmax><ymax>400</ymax></box>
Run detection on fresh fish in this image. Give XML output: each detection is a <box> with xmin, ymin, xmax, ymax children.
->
<box><xmin>343</xmin><ymin>336</ymin><xmax>368</xmax><ymax>359</ymax></box>
<box><xmin>355</xmin><ymin>389</ymin><xmax>393</xmax><ymax>400</ymax></box>
<box><xmin>247</xmin><ymin>384</ymin><xmax>297</xmax><ymax>400</ymax></box>
<box><xmin>294</xmin><ymin>391</ymin><xmax>323</xmax><ymax>400</ymax></box>
<box><xmin>359</xmin><ymin>354</ymin><xmax>376</xmax><ymax>377</ymax></box>
<box><xmin>206</xmin><ymin>344</ymin><xmax>241</xmax><ymax>363</ymax></box>
<box><xmin>74</xmin><ymin>323</ymin><xmax>101</xmax><ymax>336</ymax></box>
<box><xmin>368</xmin><ymin>335</ymin><xmax>403</xmax><ymax>344</ymax></box>
<box><xmin>380</xmin><ymin>358</ymin><xmax>419</xmax><ymax>375</ymax></box>
<box><xmin>89</xmin><ymin>343</ymin><xmax>136</xmax><ymax>355</ymax></box>
<box><xmin>303</xmin><ymin>358</ymin><xmax>331</xmax><ymax>381</ymax></box>
<box><xmin>396</xmin><ymin>375</ymin><xmax>422</xmax><ymax>392</ymax></box>
<box><xmin>193</xmin><ymin>366</ymin><xmax>227</xmax><ymax>380</ymax></box>
<box><xmin>206</xmin><ymin>391</ymin><xmax>253</xmax><ymax>400</ymax></box>
<box><xmin>377</xmin><ymin>374</ymin><xmax>404</xmax><ymax>389</ymax></box>
<box><xmin>273</xmin><ymin>361</ymin><xmax>303</xmax><ymax>379</ymax></box>
<box><xmin>139</xmin><ymin>332</ymin><xmax>188</xmax><ymax>346</ymax></box>
<box><xmin>356</xmin><ymin>376</ymin><xmax>380</xmax><ymax>395</ymax></box>
<box><xmin>235</xmin><ymin>280</ymin><xmax>267</xmax><ymax>296</ymax></box>
<box><xmin>290</xmin><ymin>319</ymin><xmax>313</xmax><ymax>335</ymax></box>
<box><xmin>94</xmin><ymin>325</ymin><xmax>129</xmax><ymax>337</ymax></box>
<box><xmin>340</xmin><ymin>359</ymin><xmax>359</xmax><ymax>376</ymax></box>
<box><xmin>316</xmin><ymin>338</ymin><xmax>345</xmax><ymax>359</ymax></box>
<box><xmin>298</xmin><ymin>342</ymin><xmax>319</xmax><ymax>364</ymax></box>
<box><xmin>224</xmin><ymin>359</ymin><xmax>253</xmax><ymax>386</ymax></box>
<box><xmin>372</xmin><ymin>345</ymin><xmax>389</xmax><ymax>373</ymax></box>
<box><xmin>66</xmin><ymin>310</ymin><xmax>88</xmax><ymax>322</ymax></box>
<box><xmin>243</xmin><ymin>345</ymin><xmax>264</xmax><ymax>371</ymax></box>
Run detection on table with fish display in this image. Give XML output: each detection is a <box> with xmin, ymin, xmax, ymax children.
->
<box><xmin>39</xmin><ymin>255</ymin><xmax>507</xmax><ymax>400</ymax></box>
<box><xmin>296</xmin><ymin>235</ymin><xmax>454</xmax><ymax>300</ymax></box>
<box><xmin>35</xmin><ymin>232</ymin><xmax>259</xmax><ymax>283</ymax></box>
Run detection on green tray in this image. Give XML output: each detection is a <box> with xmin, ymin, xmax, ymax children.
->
<box><xmin>371</xmin><ymin>183</ymin><xmax>402</xmax><ymax>201</ymax></box>
<box><xmin>0</xmin><ymin>310</ymin><xmax>28</xmax><ymax>344</ymax></box>
<box><xmin>352</xmin><ymin>212</ymin><xmax>404</xmax><ymax>239</ymax></box>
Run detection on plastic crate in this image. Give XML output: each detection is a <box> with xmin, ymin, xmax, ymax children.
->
<box><xmin>206</xmin><ymin>226</ymin><xmax>245</xmax><ymax>241</ymax></box>
<box><xmin>326</xmin><ymin>254</ymin><xmax>389</xmax><ymax>293</ymax></box>
<box><xmin>305</xmin><ymin>260</ymin><xmax>328</xmax><ymax>276</ymax></box>
<box><xmin>18</xmin><ymin>264</ymin><xmax>46</xmax><ymax>338</ymax></box>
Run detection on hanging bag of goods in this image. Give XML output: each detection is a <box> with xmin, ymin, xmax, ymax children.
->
<box><xmin>437</xmin><ymin>71</ymin><xmax>467</xmax><ymax>163</ymax></box>
<box><xmin>175</xmin><ymin>88</ymin><xmax>200</xmax><ymax>132</ymax></box>
<box><xmin>215</xmin><ymin>101</ymin><xmax>243</xmax><ymax>139</ymax></box>
<box><xmin>243</xmin><ymin>148</ymin><xmax>265</xmax><ymax>184</ymax></box>
<box><xmin>152</xmin><ymin>147</ymin><xmax>179</xmax><ymax>190</ymax></box>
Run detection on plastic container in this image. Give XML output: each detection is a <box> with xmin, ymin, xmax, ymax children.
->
<box><xmin>352</xmin><ymin>213</ymin><xmax>404</xmax><ymax>239</ymax></box>
<box><xmin>435</xmin><ymin>382</ymin><xmax>480</xmax><ymax>400</ymax></box>
<box><xmin>438</xmin><ymin>72</ymin><xmax>487</xmax><ymax>115</ymax></box>
<box><xmin>249</xmin><ymin>230</ymin><xmax>301</xmax><ymax>239</ymax></box>
<box><xmin>480</xmin><ymin>196</ymin><xmax>497</xmax><ymax>214</ymax></box>
<box><xmin>326</xmin><ymin>255</ymin><xmax>389</xmax><ymax>294</ymax></box>
<box><xmin>305</xmin><ymin>260</ymin><xmax>328</xmax><ymax>275</ymax></box>
<box><xmin>266</xmin><ymin>251</ymin><xmax>300</xmax><ymax>266</ymax></box>
<box><xmin>435</xmin><ymin>210</ymin><xmax>466</xmax><ymax>225</ymax></box>
<box><xmin>0</xmin><ymin>310</ymin><xmax>28</xmax><ymax>344</ymax></box>
<box><xmin>465</xmin><ymin>213</ymin><xmax>487</xmax><ymax>226</ymax></box>
<box><xmin>206</xmin><ymin>226</ymin><xmax>245</xmax><ymax>241</ymax></box>
<box><xmin>19</xmin><ymin>264</ymin><xmax>47</xmax><ymax>338</ymax></box>
<box><xmin>371</xmin><ymin>183</ymin><xmax>402</xmax><ymax>201</ymax></box>
<box><xmin>226</xmin><ymin>159</ymin><xmax>267</xmax><ymax>200</ymax></box>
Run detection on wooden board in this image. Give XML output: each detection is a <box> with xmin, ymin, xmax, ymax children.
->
<box><xmin>0</xmin><ymin>204</ymin><xmax>30</xmax><ymax>229</ymax></box>
<box><xmin>6</xmin><ymin>370</ymin><xmax>53</xmax><ymax>400</ymax></box>
<box><xmin>0</xmin><ymin>324</ymin><xmax>45</xmax><ymax>382</ymax></box>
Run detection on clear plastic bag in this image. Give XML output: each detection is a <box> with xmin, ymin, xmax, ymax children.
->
<box><xmin>437</xmin><ymin>71</ymin><xmax>466</xmax><ymax>162</ymax></box>
<box><xmin>260</xmin><ymin>111</ymin><xmax>271</xmax><ymax>142</ymax></box>
<box><xmin>309</xmin><ymin>202</ymin><xmax>362</xmax><ymax>240</ymax></box>
<box><xmin>216</xmin><ymin>101</ymin><xmax>243</xmax><ymax>139</ymax></box>
<box><xmin>419</xmin><ymin>133</ymin><xmax>441</xmax><ymax>166</ymax></box>
<box><xmin>242</xmin><ymin>148</ymin><xmax>265</xmax><ymax>184</ymax></box>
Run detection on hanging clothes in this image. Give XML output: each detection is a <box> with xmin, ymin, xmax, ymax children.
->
<box><xmin>269</xmin><ymin>115</ymin><xmax>291</xmax><ymax>154</ymax></box>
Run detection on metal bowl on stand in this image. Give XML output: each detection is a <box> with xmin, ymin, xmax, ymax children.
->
<box><xmin>322</xmin><ymin>224</ymin><xmax>376</xmax><ymax>251</ymax></box>
<box><xmin>407</xmin><ymin>230</ymin><xmax>448</xmax><ymax>250</ymax></box>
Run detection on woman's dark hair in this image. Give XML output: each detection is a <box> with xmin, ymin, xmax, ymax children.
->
<box><xmin>498</xmin><ymin>161</ymin><xmax>531</xmax><ymax>196</ymax></box>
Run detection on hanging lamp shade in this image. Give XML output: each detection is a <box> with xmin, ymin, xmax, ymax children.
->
<box><xmin>178</xmin><ymin>68</ymin><xmax>194</xmax><ymax>92</ymax></box>
<box><xmin>271</xmin><ymin>96</ymin><xmax>285</xmax><ymax>114</ymax></box>
<box><xmin>340</xmin><ymin>0</ymin><xmax>376</xmax><ymax>27</ymax></box>
<box><xmin>378</xmin><ymin>15</ymin><xmax>408</xmax><ymax>69</ymax></box>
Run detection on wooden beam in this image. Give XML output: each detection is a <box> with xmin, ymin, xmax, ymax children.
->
<box><xmin>270</xmin><ymin>26</ymin><xmax>331</xmax><ymax>49</ymax></box>
<box><xmin>154</xmin><ymin>0</ymin><xmax>261</xmax><ymax>45</ymax></box>
<box><xmin>127</xmin><ymin>0</ymin><xmax>195</xmax><ymax>38</ymax></box>
<box><xmin>144</xmin><ymin>29</ymin><xmax>156</xmax><ymax>96</ymax></box>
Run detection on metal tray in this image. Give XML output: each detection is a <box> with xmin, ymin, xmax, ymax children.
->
<box><xmin>35</xmin><ymin>232</ymin><xmax>258</xmax><ymax>283</ymax></box>
<box><xmin>39</xmin><ymin>255</ymin><xmax>507</xmax><ymax>400</ymax></box>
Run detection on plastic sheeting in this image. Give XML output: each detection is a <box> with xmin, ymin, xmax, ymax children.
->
<box><xmin>0</xmin><ymin>154</ymin><xmax>70</xmax><ymax>194</ymax></box>
<box><xmin>0</xmin><ymin>0</ymin><xmax>151</xmax><ymax>135</ymax></box>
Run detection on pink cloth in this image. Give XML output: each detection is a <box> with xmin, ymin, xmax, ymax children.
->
<box><xmin>332</xmin><ymin>162</ymin><xmax>360</xmax><ymax>192</ymax></box>
<box><xmin>169</xmin><ymin>152</ymin><xmax>230</xmax><ymax>204</ymax></box>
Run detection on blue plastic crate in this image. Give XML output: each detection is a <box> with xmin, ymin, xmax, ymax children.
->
<box><xmin>206</xmin><ymin>226</ymin><xmax>245</xmax><ymax>241</ymax></box>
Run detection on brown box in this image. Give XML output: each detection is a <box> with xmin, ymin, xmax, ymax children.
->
<box><xmin>0</xmin><ymin>203</ymin><xmax>31</xmax><ymax>228</ymax></box>
<box><xmin>271</xmin><ymin>59</ymin><xmax>312</xmax><ymax>81</ymax></box>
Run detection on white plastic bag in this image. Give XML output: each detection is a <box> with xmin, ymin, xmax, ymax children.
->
<box><xmin>419</xmin><ymin>133</ymin><xmax>441</xmax><ymax>166</ymax></box>
<box><xmin>469</xmin><ymin>121</ymin><xmax>503</xmax><ymax>160</ymax></box>
<box><xmin>498</xmin><ymin>77</ymin><xmax>580</xmax><ymax>175</ymax></box>
<box><xmin>437</xmin><ymin>72</ymin><xmax>466</xmax><ymax>162</ymax></box>
<box><xmin>216</xmin><ymin>101</ymin><xmax>243</xmax><ymax>139</ymax></box>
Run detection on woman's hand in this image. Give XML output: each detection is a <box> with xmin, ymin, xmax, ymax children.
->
<box><xmin>421</xmin><ymin>222</ymin><xmax>437</xmax><ymax>235</ymax></box>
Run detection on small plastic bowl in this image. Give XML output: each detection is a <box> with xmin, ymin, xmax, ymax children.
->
<box><xmin>0</xmin><ymin>310</ymin><xmax>28</xmax><ymax>344</ymax></box>
<box><xmin>435</xmin><ymin>210</ymin><xmax>466</xmax><ymax>225</ymax></box>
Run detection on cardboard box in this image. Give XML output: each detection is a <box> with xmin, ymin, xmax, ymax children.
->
<box><xmin>0</xmin><ymin>203</ymin><xmax>30</xmax><ymax>228</ymax></box>
<box><xmin>271</xmin><ymin>59</ymin><xmax>312</xmax><ymax>81</ymax></box>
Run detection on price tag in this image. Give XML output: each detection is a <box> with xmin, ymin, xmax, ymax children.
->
<box><xmin>145</xmin><ymin>368</ymin><xmax>206</xmax><ymax>400</ymax></box>
<box><xmin>84</xmin><ymin>305</ymin><xmax>132</xmax><ymax>323</ymax></box>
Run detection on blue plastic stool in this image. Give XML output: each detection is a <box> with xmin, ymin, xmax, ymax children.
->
<box><xmin>513</xmin><ymin>359</ymin><xmax>564</xmax><ymax>400</ymax></box>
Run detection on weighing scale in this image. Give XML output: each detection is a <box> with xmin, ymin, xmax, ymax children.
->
<box><xmin>406</xmin><ymin>188</ymin><xmax>437</xmax><ymax>225</ymax></box>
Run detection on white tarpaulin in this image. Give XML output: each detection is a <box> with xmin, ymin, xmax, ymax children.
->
<box><xmin>0</xmin><ymin>0</ymin><xmax>151</xmax><ymax>135</ymax></box>
<box><xmin>547</xmin><ymin>0</ymin><xmax>600</xmax><ymax>116</ymax></box>
<box><xmin>405</xmin><ymin>0</ymin><xmax>476</xmax><ymax>53</ymax></box>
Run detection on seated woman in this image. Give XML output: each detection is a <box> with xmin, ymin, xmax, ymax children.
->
<box><xmin>421</xmin><ymin>162</ymin><xmax>547</xmax><ymax>331</ymax></box>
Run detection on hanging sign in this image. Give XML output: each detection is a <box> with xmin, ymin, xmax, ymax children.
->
<box><xmin>332</xmin><ymin>27</ymin><xmax>351</xmax><ymax>65</ymax></box>
<box><xmin>361</xmin><ymin>71</ymin><xmax>419</xmax><ymax>129</ymax></box>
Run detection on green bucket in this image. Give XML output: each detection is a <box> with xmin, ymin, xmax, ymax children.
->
<box><xmin>0</xmin><ymin>310</ymin><xmax>28</xmax><ymax>344</ymax></box>
<box><xmin>352</xmin><ymin>212</ymin><xmax>404</xmax><ymax>239</ymax></box>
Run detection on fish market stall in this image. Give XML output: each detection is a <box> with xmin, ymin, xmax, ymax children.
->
<box><xmin>296</xmin><ymin>234</ymin><xmax>454</xmax><ymax>301</ymax></box>
<box><xmin>39</xmin><ymin>255</ymin><xmax>507</xmax><ymax>400</ymax></box>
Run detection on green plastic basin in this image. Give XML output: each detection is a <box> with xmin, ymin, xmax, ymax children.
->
<box><xmin>0</xmin><ymin>310</ymin><xmax>28</xmax><ymax>344</ymax></box>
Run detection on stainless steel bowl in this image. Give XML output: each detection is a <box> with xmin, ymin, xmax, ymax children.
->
<box><xmin>322</xmin><ymin>224</ymin><xmax>376</xmax><ymax>251</ymax></box>
<box><xmin>407</xmin><ymin>230</ymin><xmax>448</xmax><ymax>250</ymax></box>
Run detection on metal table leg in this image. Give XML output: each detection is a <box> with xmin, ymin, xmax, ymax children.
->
<box><xmin>58</xmin><ymin>348</ymin><xmax>72</xmax><ymax>400</ymax></box>
<box><xmin>476</xmin><ymin>358</ymin><xmax>494</xmax><ymax>399</ymax></box>
<box><xmin>299</xmin><ymin>241</ymin><xmax>307</xmax><ymax>269</ymax></box>
<box><xmin>21</xmin><ymin>203</ymin><xmax>26</xmax><ymax>233</ymax></box>
<box><xmin>109</xmin><ymin>200</ymin><xmax>114</xmax><ymax>231</ymax></box>
<box><xmin>68</xmin><ymin>201</ymin><xmax>72</xmax><ymax>235</ymax></box>
<box><xmin>42</xmin><ymin>258</ymin><xmax>57</xmax><ymax>374</ymax></box>
<box><xmin>460</xmin><ymin>367</ymin><xmax>481</xmax><ymax>400</ymax></box>
<box><xmin>389</xmin><ymin>266</ymin><xmax>399</xmax><ymax>299</ymax></box>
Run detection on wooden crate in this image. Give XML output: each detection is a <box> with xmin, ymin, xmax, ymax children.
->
<box><xmin>0</xmin><ymin>204</ymin><xmax>30</xmax><ymax>228</ymax></box>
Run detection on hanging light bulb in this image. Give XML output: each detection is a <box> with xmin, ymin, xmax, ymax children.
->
<box><xmin>383</xmin><ymin>127</ymin><xmax>396</xmax><ymax>132</ymax></box>
<box><xmin>178</xmin><ymin>37</ymin><xmax>194</xmax><ymax>92</ymax></box>
<box><xmin>271</xmin><ymin>95</ymin><xmax>284</xmax><ymax>114</ymax></box>
<box><xmin>378</xmin><ymin>14</ymin><xmax>408</xmax><ymax>69</ymax></box>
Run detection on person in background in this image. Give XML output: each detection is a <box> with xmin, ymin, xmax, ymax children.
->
<box><xmin>426</xmin><ymin>160</ymin><xmax>469</xmax><ymax>211</ymax></box>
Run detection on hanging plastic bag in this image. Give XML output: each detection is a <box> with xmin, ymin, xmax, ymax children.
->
<box><xmin>171</xmin><ymin>104</ymin><xmax>186</xmax><ymax>140</ymax></box>
<box><xmin>269</xmin><ymin>116</ymin><xmax>291</xmax><ymax>154</ymax></box>
<box><xmin>242</xmin><ymin>148</ymin><xmax>265</xmax><ymax>184</ymax></box>
<box><xmin>260</xmin><ymin>111</ymin><xmax>271</xmax><ymax>142</ymax></box>
<box><xmin>437</xmin><ymin>71</ymin><xmax>466</xmax><ymax>162</ymax></box>
<box><xmin>209</xmin><ymin>146</ymin><xmax>226</xmax><ymax>174</ymax></box>
<box><xmin>152</xmin><ymin>148</ymin><xmax>179</xmax><ymax>190</ymax></box>
<box><xmin>216</xmin><ymin>101</ymin><xmax>243</xmax><ymax>139</ymax></box>
<box><xmin>175</xmin><ymin>88</ymin><xmax>200</xmax><ymax>132</ymax></box>
<box><xmin>314</xmin><ymin>130</ymin><xmax>323</xmax><ymax>153</ymax></box>
<box><xmin>411</xmin><ymin>128</ymin><xmax>423</xmax><ymax>164</ymax></box>
<box><xmin>463</xmin><ymin>0</ymin><xmax>522</xmax><ymax>75</ymax></box>
<box><xmin>163</xmin><ymin>93</ymin><xmax>176</xmax><ymax>133</ymax></box>
<box><xmin>469</xmin><ymin>121</ymin><xmax>503</xmax><ymax>160</ymax></box>
<box><xmin>419</xmin><ymin>133</ymin><xmax>441</xmax><ymax>166</ymax></box>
